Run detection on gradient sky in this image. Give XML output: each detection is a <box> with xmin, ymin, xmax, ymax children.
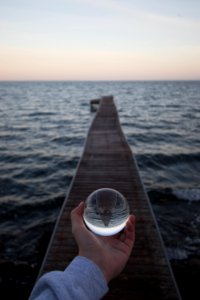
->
<box><xmin>0</xmin><ymin>0</ymin><xmax>200</xmax><ymax>80</ymax></box>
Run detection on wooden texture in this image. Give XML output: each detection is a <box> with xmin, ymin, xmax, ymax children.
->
<box><xmin>39</xmin><ymin>96</ymin><xmax>181</xmax><ymax>299</ymax></box>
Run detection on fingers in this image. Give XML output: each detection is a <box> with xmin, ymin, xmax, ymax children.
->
<box><xmin>125</xmin><ymin>214</ymin><xmax>136</xmax><ymax>246</ymax></box>
<box><xmin>126</xmin><ymin>215</ymin><xmax>135</xmax><ymax>233</ymax></box>
<box><xmin>119</xmin><ymin>215</ymin><xmax>135</xmax><ymax>247</ymax></box>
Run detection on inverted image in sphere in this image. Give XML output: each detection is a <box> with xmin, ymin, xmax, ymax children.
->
<box><xmin>83</xmin><ymin>188</ymin><xmax>129</xmax><ymax>236</ymax></box>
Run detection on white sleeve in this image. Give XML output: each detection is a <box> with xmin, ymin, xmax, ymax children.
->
<box><xmin>29</xmin><ymin>256</ymin><xmax>109</xmax><ymax>300</ymax></box>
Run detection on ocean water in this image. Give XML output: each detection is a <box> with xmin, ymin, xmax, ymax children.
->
<box><xmin>0</xmin><ymin>81</ymin><xmax>200</xmax><ymax>267</ymax></box>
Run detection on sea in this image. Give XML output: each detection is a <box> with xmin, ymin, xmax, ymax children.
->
<box><xmin>0</xmin><ymin>81</ymin><xmax>200</xmax><ymax>298</ymax></box>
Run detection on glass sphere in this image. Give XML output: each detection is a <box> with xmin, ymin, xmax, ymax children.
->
<box><xmin>83</xmin><ymin>188</ymin><xmax>129</xmax><ymax>236</ymax></box>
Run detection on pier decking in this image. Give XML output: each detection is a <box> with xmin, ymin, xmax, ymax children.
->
<box><xmin>39</xmin><ymin>96</ymin><xmax>181</xmax><ymax>299</ymax></box>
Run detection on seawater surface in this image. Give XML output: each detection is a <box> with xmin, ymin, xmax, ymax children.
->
<box><xmin>0</xmin><ymin>81</ymin><xmax>200</xmax><ymax>267</ymax></box>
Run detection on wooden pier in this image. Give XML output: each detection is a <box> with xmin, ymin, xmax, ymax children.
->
<box><xmin>39</xmin><ymin>96</ymin><xmax>181</xmax><ymax>299</ymax></box>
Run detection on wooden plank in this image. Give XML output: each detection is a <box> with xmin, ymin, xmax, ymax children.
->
<box><xmin>39</xmin><ymin>96</ymin><xmax>181</xmax><ymax>299</ymax></box>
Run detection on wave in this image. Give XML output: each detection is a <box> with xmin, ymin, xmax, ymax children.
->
<box><xmin>0</xmin><ymin>192</ymin><xmax>65</xmax><ymax>263</ymax></box>
<box><xmin>173</xmin><ymin>188</ymin><xmax>200</xmax><ymax>202</ymax></box>
<box><xmin>149</xmin><ymin>187</ymin><xmax>200</xmax><ymax>203</ymax></box>
<box><xmin>136</xmin><ymin>152</ymin><xmax>200</xmax><ymax>169</ymax></box>
<box><xmin>148</xmin><ymin>188</ymin><xmax>200</xmax><ymax>260</ymax></box>
<box><xmin>28</xmin><ymin>112</ymin><xmax>56</xmax><ymax>117</ymax></box>
<box><xmin>51</xmin><ymin>136</ymin><xmax>84</xmax><ymax>146</ymax></box>
<box><xmin>0</xmin><ymin>194</ymin><xmax>64</xmax><ymax>221</ymax></box>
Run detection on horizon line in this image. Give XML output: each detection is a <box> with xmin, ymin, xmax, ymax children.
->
<box><xmin>0</xmin><ymin>79</ymin><xmax>200</xmax><ymax>82</ymax></box>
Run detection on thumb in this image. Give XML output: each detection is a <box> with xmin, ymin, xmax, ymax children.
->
<box><xmin>71</xmin><ymin>202</ymin><xmax>85</xmax><ymax>234</ymax></box>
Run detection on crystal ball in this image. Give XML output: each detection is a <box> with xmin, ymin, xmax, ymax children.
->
<box><xmin>83</xmin><ymin>188</ymin><xmax>129</xmax><ymax>236</ymax></box>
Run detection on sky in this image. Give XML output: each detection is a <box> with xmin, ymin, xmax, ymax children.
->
<box><xmin>0</xmin><ymin>0</ymin><xmax>200</xmax><ymax>81</ymax></box>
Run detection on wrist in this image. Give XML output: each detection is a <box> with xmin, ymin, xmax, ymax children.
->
<box><xmin>78</xmin><ymin>252</ymin><xmax>111</xmax><ymax>282</ymax></box>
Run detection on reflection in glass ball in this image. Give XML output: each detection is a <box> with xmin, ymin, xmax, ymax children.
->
<box><xmin>83</xmin><ymin>188</ymin><xmax>129</xmax><ymax>236</ymax></box>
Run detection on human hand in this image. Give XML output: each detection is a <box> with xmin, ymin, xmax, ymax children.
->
<box><xmin>71</xmin><ymin>202</ymin><xmax>136</xmax><ymax>282</ymax></box>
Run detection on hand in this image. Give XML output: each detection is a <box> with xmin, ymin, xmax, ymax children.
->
<box><xmin>71</xmin><ymin>202</ymin><xmax>136</xmax><ymax>282</ymax></box>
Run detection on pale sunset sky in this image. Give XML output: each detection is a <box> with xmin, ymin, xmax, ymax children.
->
<box><xmin>0</xmin><ymin>0</ymin><xmax>200</xmax><ymax>81</ymax></box>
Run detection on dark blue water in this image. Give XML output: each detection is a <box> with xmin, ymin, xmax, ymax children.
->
<box><xmin>0</xmin><ymin>81</ymin><xmax>200</xmax><ymax>265</ymax></box>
